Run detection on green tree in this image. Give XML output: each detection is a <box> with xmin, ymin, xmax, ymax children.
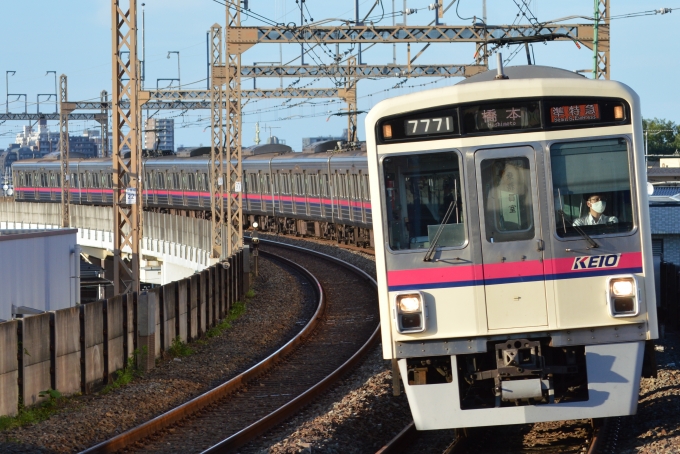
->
<box><xmin>643</xmin><ymin>118</ymin><xmax>680</xmax><ymax>155</ymax></box>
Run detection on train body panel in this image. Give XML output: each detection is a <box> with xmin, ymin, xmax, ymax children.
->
<box><xmin>365</xmin><ymin>66</ymin><xmax>656</xmax><ymax>428</ymax></box>
<box><xmin>11</xmin><ymin>148</ymin><xmax>374</xmax><ymax>243</ymax></box>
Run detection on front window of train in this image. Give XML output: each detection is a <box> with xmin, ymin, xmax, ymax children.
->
<box><xmin>551</xmin><ymin>138</ymin><xmax>634</xmax><ymax>237</ymax></box>
<box><xmin>383</xmin><ymin>151</ymin><xmax>465</xmax><ymax>251</ymax></box>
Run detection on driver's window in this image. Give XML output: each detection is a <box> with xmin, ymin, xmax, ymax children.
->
<box><xmin>382</xmin><ymin>151</ymin><xmax>465</xmax><ymax>251</ymax></box>
<box><xmin>551</xmin><ymin>138</ymin><xmax>633</xmax><ymax>237</ymax></box>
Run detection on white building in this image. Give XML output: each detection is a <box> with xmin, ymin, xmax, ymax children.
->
<box><xmin>144</xmin><ymin>118</ymin><xmax>175</xmax><ymax>152</ymax></box>
<box><xmin>0</xmin><ymin>229</ymin><xmax>80</xmax><ymax>321</ymax></box>
<box><xmin>14</xmin><ymin>120</ymin><xmax>60</xmax><ymax>154</ymax></box>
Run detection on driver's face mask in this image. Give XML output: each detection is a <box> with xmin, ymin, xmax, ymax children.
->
<box><xmin>591</xmin><ymin>200</ymin><xmax>606</xmax><ymax>214</ymax></box>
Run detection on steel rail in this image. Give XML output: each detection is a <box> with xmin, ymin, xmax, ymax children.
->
<box><xmin>376</xmin><ymin>421</ymin><xmax>416</xmax><ymax>454</ymax></box>
<box><xmin>79</xmin><ymin>250</ymin><xmax>325</xmax><ymax>454</ymax></box>
<box><xmin>200</xmin><ymin>238</ymin><xmax>379</xmax><ymax>453</ymax></box>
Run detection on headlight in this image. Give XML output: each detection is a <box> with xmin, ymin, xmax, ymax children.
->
<box><xmin>393</xmin><ymin>292</ymin><xmax>426</xmax><ymax>333</ymax></box>
<box><xmin>611</xmin><ymin>279</ymin><xmax>634</xmax><ymax>297</ymax></box>
<box><xmin>606</xmin><ymin>275</ymin><xmax>639</xmax><ymax>318</ymax></box>
<box><xmin>397</xmin><ymin>295</ymin><xmax>421</xmax><ymax>313</ymax></box>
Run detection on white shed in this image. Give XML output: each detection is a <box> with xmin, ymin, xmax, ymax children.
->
<box><xmin>0</xmin><ymin>229</ymin><xmax>80</xmax><ymax>321</ymax></box>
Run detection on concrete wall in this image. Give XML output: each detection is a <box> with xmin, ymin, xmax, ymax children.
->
<box><xmin>0</xmin><ymin>321</ymin><xmax>18</xmax><ymax>417</ymax></box>
<box><xmin>178</xmin><ymin>280</ymin><xmax>189</xmax><ymax>343</ymax></box>
<box><xmin>106</xmin><ymin>296</ymin><xmax>127</xmax><ymax>379</ymax></box>
<box><xmin>54</xmin><ymin>307</ymin><xmax>81</xmax><ymax>397</ymax></box>
<box><xmin>83</xmin><ymin>301</ymin><xmax>105</xmax><ymax>392</ymax></box>
<box><xmin>0</xmin><ymin>229</ymin><xmax>78</xmax><ymax>321</ymax></box>
<box><xmin>21</xmin><ymin>313</ymin><xmax>52</xmax><ymax>407</ymax></box>
<box><xmin>0</xmin><ymin>247</ymin><xmax>245</xmax><ymax>417</ymax></box>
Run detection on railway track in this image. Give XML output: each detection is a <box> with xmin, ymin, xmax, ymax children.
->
<box><xmin>80</xmin><ymin>240</ymin><xmax>379</xmax><ymax>453</ymax></box>
<box><xmin>378</xmin><ymin>417</ymin><xmax>621</xmax><ymax>454</ymax></box>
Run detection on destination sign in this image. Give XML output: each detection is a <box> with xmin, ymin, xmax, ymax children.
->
<box><xmin>404</xmin><ymin>116</ymin><xmax>455</xmax><ymax>136</ymax></box>
<box><xmin>549</xmin><ymin>103</ymin><xmax>600</xmax><ymax>123</ymax></box>
<box><xmin>377</xmin><ymin>97</ymin><xmax>629</xmax><ymax>144</ymax></box>
<box><xmin>461</xmin><ymin>101</ymin><xmax>541</xmax><ymax>133</ymax></box>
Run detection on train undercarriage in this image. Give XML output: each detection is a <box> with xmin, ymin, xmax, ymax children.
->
<box><xmin>143</xmin><ymin>207</ymin><xmax>374</xmax><ymax>248</ymax></box>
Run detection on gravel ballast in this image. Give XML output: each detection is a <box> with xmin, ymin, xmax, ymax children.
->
<box><xmin>1</xmin><ymin>234</ymin><xmax>678</xmax><ymax>453</ymax></box>
<box><xmin>0</xmin><ymin>257</ymin><xmax>312</xmax><ymax>454</ymax></box>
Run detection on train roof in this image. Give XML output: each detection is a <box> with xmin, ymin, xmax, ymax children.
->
<box><xmin>457</xmin><ymin>65</ymin><xmax>585</xmax><ymax>85</ymax></box>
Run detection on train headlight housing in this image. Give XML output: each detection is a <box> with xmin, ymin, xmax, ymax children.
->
<box><xmin>394</xmin><ymin>292</ymin><xmax>426</xmax><ymax>333</ymax></box>
<box><xmin>607</xmin><ymin>276</ymin><xmax>639</xmax><ymax>317</ymax></box>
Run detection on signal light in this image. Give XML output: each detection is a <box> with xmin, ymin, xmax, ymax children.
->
<box><xmin>383</xmin><ymin>124</ymin><xmax>393</xmax><ymax>139</ymax></box>
<box><xmin>614</xmin><ymin>105</ymin><xmax>624</xmax><ymax>120</ymax></box>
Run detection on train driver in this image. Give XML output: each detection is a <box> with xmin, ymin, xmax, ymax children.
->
<box><xmin>573</xmin><ymin>193</ymin><xmax>619</xmax><ymax>226</ymax></box>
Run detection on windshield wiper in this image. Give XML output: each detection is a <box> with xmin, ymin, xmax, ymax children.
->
<box><xmin>557</xmin><ymin>209</ymin><xmax>599</xmax><ymax>249</ymax></box>
<box><xmin>424</xmin><ymin>199</ymin><xmax>456</xmax><ymax>262</ymax></box>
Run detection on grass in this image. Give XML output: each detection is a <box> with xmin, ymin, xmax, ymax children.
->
<box><xmin>169</xmin><ymin>336</ymin><xmax>194</xmax><ymax>357</ymax></box>
<box><xmin>0</xmin><ymin>390</ymin><xmax>63</xmax><ymax>432</ymax></box>
<box><xmin>100</xmin><ymin>348</ymin><xmax>145</xmax><ymax>395</ymax></box>
<box><xmin>206</xmin><ymin>300</ymin><xmax>248</xmax><ymax>338</ymax></box>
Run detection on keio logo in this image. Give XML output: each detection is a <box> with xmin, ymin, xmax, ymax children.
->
<box><xmin>571</xmin><ymin>254</ymin><xmax>621</xmax><ymax>271</ymax></box>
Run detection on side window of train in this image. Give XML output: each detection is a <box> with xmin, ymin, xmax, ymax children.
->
<box><xmin>363</xmin><ymin>174</ymin><xmax>370</xmax><ymax>200</ymax></box>
<box><xmin>283</xmin><ymin>173</ymin><xmax>291</xmax><ymax>195</ymax></box>
<box><xmin>294</xmin><ymin>173</ymin><xmax>302</xmax><ymax>195</ymax></box>
<box><xmin>19</xmin><ymin>171</ymin><xmax>25</xmax><ymax>186</ymax></box>
<box><xmin>341</xmin><ymin>172</ymin><xmax>349</xmax><ymax>198</ymax></box>
<box><xmin>156</xmin><ymin>172</ymin><xmax>164</xmax><ymax>189</ymax></box>
<box><xmin>320</xmin><ymin>174</ymin><xmax>329</xmax><ymax>197</ymax></box>
<box><xmin>479</xmin><ymin>157</ymin><xmax>534</xmax><ymax>242</ymax></box>
<box><xmin>382</xmin><ymin>151</ymin><xmax>466</xmax><ymax>251</ymax></box>
<box><xmin>550</xmin><ymin>138</ymin><xmax>633</xmax><ymax>237</ymax></box>
<box><xmin>248</xmin><ymin>173</ymin><xmax>258</xmax><ymax>193</ymax></box>
<box><xmin>261</xmin><ymin>172</ymin><xmax>270</xmax><ymax>194</ymax></box>
<box><xmin>351</xmin><ymin>174</ymin><xmax>359</xmax><ymax>200</ymax></box>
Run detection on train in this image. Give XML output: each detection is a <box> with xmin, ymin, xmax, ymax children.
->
<box><xmin>11</xmin><ymin>64</ymin><xmax>657</xmax><ymax>431</ymax></box>
<box><xmin>11</xmin><ymin>140</ymin><xmax>374</xmax><ymax>247</ymax></box>
<box><xmin>365</xmin><ymin>65</ymin><xmax>657</xmax><ymax>429</ymax></box>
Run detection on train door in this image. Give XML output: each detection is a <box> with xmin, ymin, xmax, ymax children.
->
<box><xmin>474</xmin><ymin>147</ymin><xmax>548</xmax><ymax>330</ymax></box>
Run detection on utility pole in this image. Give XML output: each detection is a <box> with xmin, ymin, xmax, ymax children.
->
<box><xmin>111</xmin><ymin>0</ymin><xmax>143</xmax><ymax>295</ymax></box>
<box><xmin>99</xmin><ymin>90</ymin><xmax>109</xmax><ymax>157</ymax></box>
<box><xmin>593</xmin><ymin>0</ymin><xmax>610</xmax><ymax>79</ymax></box>
<box><xmin>59</xmin><ymin>74</ymin><xmax>74</xmax><ymax>228</ymax></box>
<box><xmin>225</xmin><ymin>0</ymin><xmax>245</xmax><ymax>257</ymax></box>
<box><xmin>210</xmin><ymin>24</ymin><xmax>226</xmax><ymax>260</ymax></box>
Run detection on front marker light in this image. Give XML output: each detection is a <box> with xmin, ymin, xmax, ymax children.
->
<box><xmin>607</xmin><ymin>276</ymin><xmax>639</xmax><ymax>318</ymax></box>
<box><xmin>611</xmin><ymin>279</ymin><xmax>634</xmax><ymax>297</ymax></box>
<box><xmin>398</xmin><ymin>295</ymin><xmax>421</xmax><ymax>312</ymax></box>
<box><xmin>394</xmin><ymin>292</ymin><xmax>425</xmax><ymax>333</ymax></box>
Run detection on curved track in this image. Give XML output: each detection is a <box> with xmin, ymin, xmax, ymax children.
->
<box><xmin>81</xmin><ymin>241</ymin><xmax>379</xmax><ymax>453</ymax></box>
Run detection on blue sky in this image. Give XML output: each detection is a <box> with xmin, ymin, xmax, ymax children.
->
<box><xmin>1</xmin><ymin>0</ymin><xmax>679</xmax><ymax>151</ymax></box>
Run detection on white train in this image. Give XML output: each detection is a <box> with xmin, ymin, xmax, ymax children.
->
<box><xmin>365</xmin><ymin>66</ymin><xmax>657</xmax><ymax>429</ymax></box>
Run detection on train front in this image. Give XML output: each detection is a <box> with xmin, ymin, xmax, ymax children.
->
<box><xmin>365</xmin><ymin>67</ymin><xmax>658</xmax><ymax>430</ymax></box>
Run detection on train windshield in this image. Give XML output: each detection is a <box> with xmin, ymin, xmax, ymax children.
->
<box><xmin>382</xmin><ymin>151</ymin><xmax>465</xmax><ymax>251</ymax></box>
<box><xmin>551</xmin><ymin>138</ymin><xmax>634</xmax><ymax>237</ymax></box>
